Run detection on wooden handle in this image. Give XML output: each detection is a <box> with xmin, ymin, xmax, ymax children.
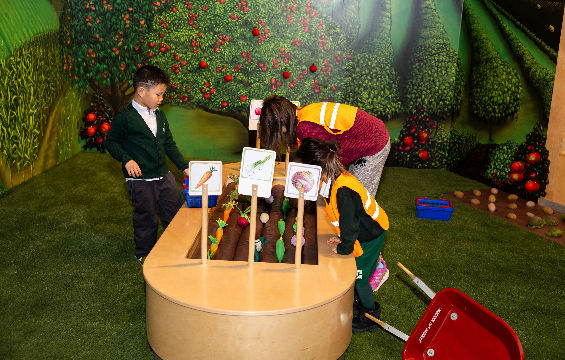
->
<box><xmin>201</xmin><ymin>185</ymin><xmax>208</xmax><ymax>264</ymax></box>
<box><xmin>294</xmin><ymin>187</ymin><xmax>305</xmax><ymax>269</ymax></box>
<box><xmin>365</xmin><ymin>313</ymin><xmax>385</xmax><ymax>327</ymax></box>
<box><xmin>397</xmin><ymin>262</ymin><xmax>415</xmax><ymax>280</ymax></box>
<box><xmin>248</xmin><ymin>185</ymin><xmax>258</xmax><ymax>266</ymax></box>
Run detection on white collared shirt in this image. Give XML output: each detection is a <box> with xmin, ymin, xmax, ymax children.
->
<box><xmin>132</xmin><ymin>99</ymin><xmax>158</xmax><ymax>137</ymax></box>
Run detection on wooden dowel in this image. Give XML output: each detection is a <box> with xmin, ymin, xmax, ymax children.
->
<box><xmin>248</xmin><ymin>185</ymin><xmax>258</xmax><ymax>266</ymax></box>
<box><xmin>397</xmin><ymin>262</ymin><xmax>415</xmax><ymax>280</ymax></box>
<box><xmin>285</xmin><ymin>147</ymin><xmax>290</xmax><ymax>173</ymax></box>
<box><xmin>295</xmin><ymin>187</ymin><xmax>305</xmax><ymax>269</ymax></box>
<box><xmin>256</xmin><ymin>128</ymin><xmax>260</xmax><ymax>149</ymax></box>
<box><xmin>201</xmin><ymin>184</ymin><xmax>208</xmax><ymax>264</ymax></box>
<box><xmin>365</xmin><ymin>314</ymin><xmax>385</xmax><ymax>327</ymax></box>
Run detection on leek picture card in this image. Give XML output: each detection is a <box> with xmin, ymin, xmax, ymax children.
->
<box><xmin>249</xmin><ymin>100</ymin><xmax>299</xmax><ymax>130</ymax></box>
<box><xmin>249</xmin><ymin>99</ymin><xmax>263</xmax><ymax>130</ymax></box>
<box><xmin>284</xmin><ymin>162</ymin><xmax>322</xmax><ymax>201</ymax></box>
<box><xmin>239</xmin><ymin>147</ymin><xmax>276</xmax><ymax>198</ymax></box>
<box><xmin>188</xmin><ymin>161</ymin><xmax>223</xmax><ymax>196</ymax></box>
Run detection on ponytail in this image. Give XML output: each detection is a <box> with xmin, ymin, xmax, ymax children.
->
<box><xmin>295</xmin><ymin>138</ymin><xmax>345</xmax><ymax>180</ymax></box>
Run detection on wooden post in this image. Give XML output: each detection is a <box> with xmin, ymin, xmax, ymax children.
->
<box><xmin>201</xmin><ymin>184</ymin><xmax>208</xmax><ymax>264</ymax></box>
<box><xmin>256</xmin><ymin>128</ymin><xmax>260</xmax><ymax>149</ymax></box>
<box><xmin>295</xmin><ymin>187</ymin><xmax>305</xmax><ymax>269</ymax></box>
<box><xmin>248</xmin><ymin>184</ymin><xmax>258</xmax><ymax>266</ymax></box>
<box><xmin>285</xmin><ymin>147</ymin><xmax>290</xmax><ymax>174</ymax></box>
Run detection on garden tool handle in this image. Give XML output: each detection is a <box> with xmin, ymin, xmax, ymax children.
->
<box><xmin>365</xmin><ymin>314</ymin><xmax>410</xmax><ymax>342</ymax></box>
<box><xmin>397</xmin><ymin>262</ymin><xmax>416</xmax><ymax>280</ymax></box>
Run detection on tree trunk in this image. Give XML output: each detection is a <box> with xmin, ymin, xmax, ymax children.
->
<box><xmin>89</xmin><ymin>79</ymin><xmax>133</xmax><ymax>112</ymax></box>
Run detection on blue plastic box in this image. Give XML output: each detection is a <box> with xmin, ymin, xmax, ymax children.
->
<box><xmin>183</xmin><ymin>177</ymin><xmax>219</xmax><ymax>208</ymax></box>
<box><xmin>416</xmin><ymin>197</ymin><xmax>454</xmax><ymax>221</ymax></box>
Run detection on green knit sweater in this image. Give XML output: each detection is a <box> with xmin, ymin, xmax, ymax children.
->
<box><xmin>105</xmin><ymin>104</ymin><xmax>188</xmax><ymax>179</ymax></box>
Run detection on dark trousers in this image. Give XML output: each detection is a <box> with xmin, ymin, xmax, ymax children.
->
<box><xmin>126</xmin><ymin>172</ymin><xmax>184</xmax><ymax>258</ymax></box>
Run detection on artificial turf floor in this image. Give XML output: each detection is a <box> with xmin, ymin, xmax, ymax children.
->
<box><xmin>0</xmin><ymin>152</ymin><xmax>563</xmax><ymax>359</ymax></box>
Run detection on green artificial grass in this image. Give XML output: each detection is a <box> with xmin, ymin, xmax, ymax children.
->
<box><xmin>0</xmin><ymin>153</ymin><xmax>564</xmax><ymax>359</ymax></box>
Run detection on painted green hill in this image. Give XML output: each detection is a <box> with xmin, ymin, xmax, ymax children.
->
<box><xmin>0</xmin><ymin>0</ymin><xmax>59</xmax><ymax>58</ymax></box>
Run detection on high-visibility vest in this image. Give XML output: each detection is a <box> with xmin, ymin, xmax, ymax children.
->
<box><xmin>297</xmin><ymin>102</ymin><xmax>358</xmax><ymax>135</ymax></box>
<box><xmin>324</xmin><ymin>173</ymin><xmax>389</xmax><ymax>257</ymax></box>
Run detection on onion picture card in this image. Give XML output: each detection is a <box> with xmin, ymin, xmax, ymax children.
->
<box><xmin>284</xmin><ymin>162</ymin><xmax>322</xmax><ymax>201</ymax></box>
<box><xmin>188</xmin><ymin>161</ymin><xmax>223</xmax><ymax>196</ymax></box>
<box><xmin>239</xmin><ymin>147</ymin><xmax>276</xmax><ymax>198</ymax></box>
<box><xmin>249</xmin><ymin>99</ymin><xmax>263</xmax><ymax>130</ymax></box>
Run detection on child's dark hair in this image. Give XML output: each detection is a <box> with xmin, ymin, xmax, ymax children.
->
<box><xmin>133</xmin><ymin>65</ymin><xmax>170</xmax><ymax>91</ymax></box>
<box><xmin>295</xmin><ymin>138</ymin><xmax>345</xmax><ymax>180</ymax></box>
<box><xmin>259</xmin><ymin>95</ymin><xmax>298</xmax><ymax>153</ymax></box>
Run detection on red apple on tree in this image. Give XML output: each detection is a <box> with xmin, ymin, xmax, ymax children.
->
<box><xmin>527</xmin><ymin>152</ymin><xmax>540</xmax><ymax>163</ymax></box>
<box><xmin>309</xmin><ymin>64</ymin><xmax>317</xmax><ymax>73</ymax></box>
<box><xmin>86</xmin><ymin>113</ymin><xmax>96</xmax><ymax>122</ymax></box>
<box><xmin>418</xmin><ymin>149</ymin><xmax>428</xmax><ymax>160</ymax></box>
<box><xmin>252</xmin><ymin>28</ymin><xmax>260</xmax><ymax>36</ymax></box>
<box><xmin>199</xmin><ymin>61</ymin><xmax>207</xmax><ymax>69</ymax></box>
<box><xmin>224</xmin><ymin>74</ymin><xmax>232</xmax><ymax>82</ymax></box>
<box><xmin>239</xmin><ymin>95</ymin><xmax>247</xmax><ymax>102</ymax></box>
<box><xmin>282</xmin><ymin>71</ymin><xmax>290</xmax><ymax>79</ymax></box>
<box><xmin>99</xmin><ymin>122</ymin><xmax>111</xmax><ymax>133</ymax></box>
<box><xmin>510</xmin><ymin>161</ymin><xmax>524</xmax><ymax>172</ymax></box>
<box><xmin>529</xmin><ymin>171</ymin><xmax>537</xmax><ymax>180</ymax></box>
<box><xmin>418</xmin><ymin>130</ymin><xmax>428</xmax><ymax>142</ymax></box>
<box><xmin>403</xmin><ymin>136</ymin><xmax>413</xmax><ymax>147</ymax></box>
<box><xmin>525</xmin><ymin>181</ymin><xmax>539</xmax><ymax>192</ymax></box>
<box><xmin>509</xmin><ymin>172</ymin><xmax>523</xmax><ymax>182</ymax></box>
<box><xmin>86</xmin><ymin>126</ymin><xmax>97</xmax><ymax>137</ymax></box>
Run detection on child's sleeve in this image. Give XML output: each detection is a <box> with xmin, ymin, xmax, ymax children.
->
<box><xmin>335</xmin><ymin>188</ymin><xmax>361</xmax><ymax>255</ymax></box>
<box><xmin>104</xmin><ymin>113</ymin><xmax>133</xmax><ymax>165</ymax></box>
<box><xmin>162</xmin><ymin>117</ymin><xmax>188</xmax><ymax>171</ymax></box>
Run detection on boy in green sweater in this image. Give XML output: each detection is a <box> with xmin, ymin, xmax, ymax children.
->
<box><xmin>105</xmin><ymin>65</ymin><xmax>189</xmax><ymax>265</ymax></box>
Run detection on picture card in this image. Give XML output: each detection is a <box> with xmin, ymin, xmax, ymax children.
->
<box><xmin>188</xmin><ymin>161</ymin><xmax>223</xmax><ymax>196</ymax></box>
<box><xmin>284</xmin><ymin>162</ymin><xmax>322</xmax><ymax>201</ymax></box>
<box><xmin>248</xmin><ymin>99</ymin><xmax>263</xmax><ymax>130</ymax></box>
<box><xmin>239</xmin><ymin>147</ymin><xmax>276</xmax><ymax>198</ymax></box>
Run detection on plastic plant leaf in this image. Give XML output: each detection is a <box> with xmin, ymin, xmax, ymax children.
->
<box><xmin>282</xmin><ymin>198</ymin><xmax>290</xmax><ymax>219</ymax></box>
<box><xmin>276</xmin><ymin>238</ymin><xmax>285</xmax><ymax>263</ymax></box>
<box><xmin>278</xmin><ymin>219</ymin><xmax>285</xmax><ymax>237</ymax></box>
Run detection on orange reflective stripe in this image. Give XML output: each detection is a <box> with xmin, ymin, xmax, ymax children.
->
<box><xmin>297</xmin><ymin>102</ymin><xmax>358</xmax><ymax>135</ymax></box>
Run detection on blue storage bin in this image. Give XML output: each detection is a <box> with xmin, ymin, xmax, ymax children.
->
<box><xmin>183</xmin><ymin>177</ymin><xmax>219</xmax><ymax>208</ymax></box>
<box><xmin>416</xmin><ymin>197</ymin><xmax>454</xmax><ymax>221</ymax></box>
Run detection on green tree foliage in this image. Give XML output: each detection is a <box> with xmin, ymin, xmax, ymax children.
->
<box><xmin>463</xmin><ymin>2</ymin><xmax>521</xmax><ymax>141</ymax></box>
<box><xmin>60</xmin><ymin>0</ymin><xmax>170</xmax><ymax>112</ymax></box>
<box><xmin>390</xmin><ymin>105</ymin><xmax>438</xmax><ymax>169</ymax></box>
<box><xmin>485</xmin><ymin>0</ymin><xmax>558</xmax><ymax>63</ymax></box>
<box><xmin>481</xmin><ymin>0</ymin><xmax>555</xmax><ymax>119</ymax></box>
<box><xmin>144</xmin><ymin>0</ymin><xmax>351</xmax><ymax>119</ymax></box>
<box><xmin>341</xmin><ymin>0</ymin><xmax>401</xmax><ymax>121</ymax></box>
<box><xmin>432</xmin><ymin>124</ymin><xmax>479</xmax><ymax>170</ymax></box>
<box><xmin>401</xmin><ymin>0</ymin><xmax>463</xmax><ymax>119</ymax></box>
<box><xmin>484</xmin><ymin>140</ymin><xmax>518</xmax><ymax>187</ymax></box>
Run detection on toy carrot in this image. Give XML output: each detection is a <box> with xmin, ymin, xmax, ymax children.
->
<box><xmin>195</xmin><ymin>166</ymin><xmax>217</xmax><ymax>189</ymax></box>
<box><xmin>222</xmin><ymin>200</ymin><xmax>235</xmax><ymax>222</ymax></box>
<box><xmin>208</xmin><ymin>235</ymin><xmax>219</xmax><ymax>259</ymax></box>
<box><xmin>215</xmin><ymin>219</ymin><xmax>227</xmax><ymax>243</ymax></box>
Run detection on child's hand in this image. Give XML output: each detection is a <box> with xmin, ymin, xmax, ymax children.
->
<box><xmin>327</xmin><ymin>236</ymin><xmax>341</xmax><ymax>244</ymax></box>
<box><xmin>125</xmin><ymin>160</ymin><xmax>142</xmax><ymax>178</ymax></box>
<box><xmin>183</xmin><ymin>168</ymin><xmax>190</xmax><ymax>178</ymax></box>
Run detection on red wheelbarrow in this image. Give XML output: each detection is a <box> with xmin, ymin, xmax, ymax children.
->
<box><xmin>366</xmin><ymin>263</ymin><xmax>525</xmax><ymax>360</ymax></box>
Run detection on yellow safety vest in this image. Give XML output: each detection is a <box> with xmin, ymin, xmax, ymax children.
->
<box><xmin>324</xmin><ymin>173</ymin><xmax>389</xmax><ymax>257</ymax></box>
<box><xmin>297</xmin><ymin>102</ymin><xmax>359</xmax><ymax>135</ymax></box>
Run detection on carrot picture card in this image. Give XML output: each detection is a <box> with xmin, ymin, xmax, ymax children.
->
<box><xmin>284</xmin><ymin>162</ymin><xmax>322</xmax><ymax>201</ymax></box>
<box><xmin>188</xmin><ymin>161</ymin><xmax>223</xmax><ymax>196</ymax></box>
<box><xmin>238</xmin><ymin>147</ymin><xmax>276</xmax><ymax>198</ymax></box>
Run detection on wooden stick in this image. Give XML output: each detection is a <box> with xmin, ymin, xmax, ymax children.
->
<box><xmin>397</xmin><ymin>262</ymin><xmax>415</xmax><ymax>280</ymax></box>
<box><xmin>365</xmin><ymin>314</ymin><xmax>385</xmax><ymax>327</ymax></box>
<box><xmin>256</xmin><ymin>128</ymin><xmax>260</xmax><ymax>149</ymax></box>
<box><xmin>201</xmin><ymin>184</ymin><xmax>208</xmax><ymax>264</ymax></box>
<box><xmin>295</xmin><ymin>187</ymin><xmax>305</xmax><ymax>269</ymax></box>
<box><xmin>248</xmin><ymin>184</ymin><xmax>258</xmax><ymax>266</ymax></box>
<box><xmin>285</xmin><ymin>147</ymin><xmax>290</xmax><ymax>173</ymax></box>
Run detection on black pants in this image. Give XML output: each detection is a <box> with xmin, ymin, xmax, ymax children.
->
<box><xmin>126</xmin><ymin>172</ymin><xmax>184</xmax><ymax>258</ymax></box>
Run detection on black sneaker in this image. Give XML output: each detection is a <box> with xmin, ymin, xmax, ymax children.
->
<box><xmin>352</xmin><ymin>301</ymin><xmax>381</xmax><ymax>333</ymax></box>
<box><xmin>136</xmin><ymin>256</ymin><xmax>146</xmax><ymax>266</ymax></box>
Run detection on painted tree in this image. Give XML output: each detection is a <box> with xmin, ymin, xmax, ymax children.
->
<box><xmin>142</xmin><ymin>0</ymin><xmax>352</xmax><ymax>120</ymax></box>
<box><xmin>60</xmin><ymin>0</ymin><xmax>171</xmax><ymax>112</ymax></box>
<box><xmin>463</xmin><ymin>1</ymin><xmax>521</xmax><ymax>141</ymax></box>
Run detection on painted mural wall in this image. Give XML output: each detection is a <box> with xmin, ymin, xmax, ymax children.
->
<box><xmin>0</xmin><ymin>0</ymin><xmax>562</xmax><ymax>193</ymax></box>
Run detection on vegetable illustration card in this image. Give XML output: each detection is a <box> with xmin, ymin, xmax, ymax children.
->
<box><xmin>284</xmin><ymin>163</ymin><xmax>322</xmax><ymax>201</ymax></box>
<box><xmin>248</xmin><ymin>99</ymin><xmax>263</xmax><ymax>130</ymax></box>
<box><xmin>188</xmin><ymin>161</ymin><xmax>223</xmax><ymax>196</ymax></box>
<box><xmin>239</xmin><ymin>147</ymin><xmax>276</xmax><ymax>198</ymax></box>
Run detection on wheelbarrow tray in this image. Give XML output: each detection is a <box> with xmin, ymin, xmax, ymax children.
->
<box><xmin>402</xmin><ymin>288</ymin><xmax>524</xmax><ymax>360</ymax></box>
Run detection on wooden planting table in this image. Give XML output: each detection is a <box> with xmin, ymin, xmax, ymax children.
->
<box><xmin>144</xmin><ymin>162</ymin><xmax>357</xmax><ymax>360</ymax></box>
